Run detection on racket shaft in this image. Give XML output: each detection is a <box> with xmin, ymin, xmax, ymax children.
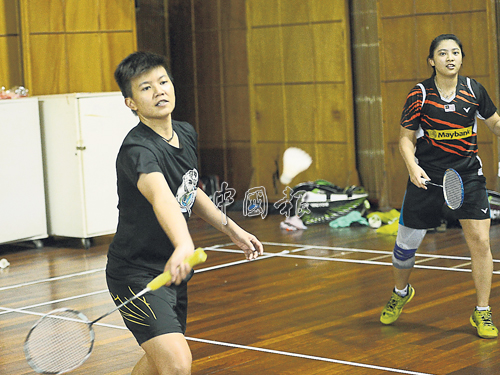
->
<box><xmin>92</xmin><ymin>248</ymin><xmax>207</xmax><ymax>325</ymax></box>
<box><xmin>422</xmin><ymin>179</ymin><xmax>442</xmax><ymax>188</ymax></box>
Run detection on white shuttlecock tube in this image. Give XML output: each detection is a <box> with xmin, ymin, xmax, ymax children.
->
<box><xmin>280</xmin><ymin>147</ymin><xmax>312</xmax><ymax>185</ymax></box>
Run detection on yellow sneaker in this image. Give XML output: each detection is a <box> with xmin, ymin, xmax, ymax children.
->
<box><xmin>380</xmin><ymin>285</ymin><xmax>415</xmax><ymax>325</ymax></box>
<box><xmin>470</xmin><ymin>307</ymin><xmax>498</xmax><ymax>339</ymax></box>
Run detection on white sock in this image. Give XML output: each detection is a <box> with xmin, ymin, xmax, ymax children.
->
<box><xmin>476</xmin><ymin>306</ymin><xmax>490</xmax><ymax>311</ymax></box>
<box><xmin>395</xmin><ymin>285</ymin><xmax>408</xmax><ymax>297</ymax></box>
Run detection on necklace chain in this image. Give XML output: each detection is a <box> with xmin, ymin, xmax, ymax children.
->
<box><xmin>435</xmin><ymin>79</ymin><xmax>455</xmax><ymax>99</ymax></box>
<box><xmin>161</xmin><ymin>129</ymin><xmax>175</xmax><ymax>143</ymax></box>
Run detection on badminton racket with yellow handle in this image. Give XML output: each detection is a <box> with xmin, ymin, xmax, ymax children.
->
<box><xmin>24</xmin><ymin>248</ymin><xmax>207</xmax><ymax>374</ymax></box>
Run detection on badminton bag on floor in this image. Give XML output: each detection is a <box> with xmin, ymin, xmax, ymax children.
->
<box><xmin>291</xmin><ymin>179</ymin><xmax>369</xmax><ymax>225</ymax></box>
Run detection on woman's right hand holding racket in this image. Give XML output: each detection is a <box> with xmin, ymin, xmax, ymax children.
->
<box><xmin>164</xmin><ymin>245</ymin><xmax>197</xmax><ymax>286</ymax></box>
<box><xmin>408</xmin><ymin>164</ymin><xmax>430</xmax><ymax>189</ymax></box>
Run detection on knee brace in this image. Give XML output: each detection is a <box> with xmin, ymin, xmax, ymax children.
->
<box><xmin>392</xmin><ymin>225</ymin><xmax>426</xmax><ymax>269</ymax></box>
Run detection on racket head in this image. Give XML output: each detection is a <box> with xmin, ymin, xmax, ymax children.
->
<box><xmin>443</xmin><ymin>168</ymin><xmax>464</xmax><ymax>210</ymax></box>
<box><xmin>24</xmin><ymin>308</ymin><xmax>94</xmax><ymax>374</ymax></box>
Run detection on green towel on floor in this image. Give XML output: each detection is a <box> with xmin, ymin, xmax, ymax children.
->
<box><xmin>329</xmin><ymin>211</ymin><xmax>368</xmax><ymax>228</ymax></box>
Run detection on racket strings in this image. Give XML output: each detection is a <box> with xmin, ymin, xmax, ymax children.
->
<box><xmin>24</xmin><ymin>309</ymin><xmax>94</xmax><ymax>374</ymax></box>
<box><xmin>443</xmin><ymin>170</ymin><xmax>464</xmax><ymax>210</ymax></box>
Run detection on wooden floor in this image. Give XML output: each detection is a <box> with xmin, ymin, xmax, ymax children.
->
<box><xmin>1</xmin><ymin>212</ymin><xmax>500</xmax><ymax>374</ymax></box>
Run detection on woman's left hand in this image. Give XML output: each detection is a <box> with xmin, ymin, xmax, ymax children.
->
<box><xmin>229</xmin><ymin>229</ymin><xmax>264</xmax><ymax>260</ymax></box>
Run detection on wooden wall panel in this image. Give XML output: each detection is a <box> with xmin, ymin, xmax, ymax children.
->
<box><xmin>65</xmin><ymin>0</ymin><xmax>99</xmax><ymax>32</ymax></box>
<box><xmin>280</xmin><ymin>0</ymin><xmax>309</xmax><ymax>24</ymax></box>
<box><xmin>377</xmin><ymin>0</ymin><xmax>413</xmax><ymax>17</ymax></box>
<box><xmin>254</xmin><ymin>85</ymin><xmax>285</xmax><ymax>142</ymax></box>
<box><xmin>282</xmin><ymin>25</ymin><xmax>314</xmax><ymax>83</ymax></box>
<box><xmin>100</xmin><ymin>0</ymin><xmax>136</xmax><ymax>31</ymax></box>
<box><xmin>315</xmin><ymin>143</ymin><xmax>355</xmax><ymax>187</ymax></box>
<box><xmin>247</xmin><ymin>0</ymin><xmax>358</xmax><ymax>199</ymax></box>
<box><xmin>67</xmin><ymin>33</ymin><xmax>103</xmax><ymax>93</ymax></box>
<box><xmin>248</xmin><ymin>0</ymin><xmax>280</xmax><ymax>26</ymax></box>
<box><xmin>415</xmin><ymin>0</ymin><xmax>449</xmax><ymax>13</ymax></box>
<box><xmin>285</xmin><ymin>85</ymin><xmax>315</xmax><ymax>143</ymax></box>
<box><xmin>0</xmin><ymin>0</ymin><xmax>18</xmax><ymax>34</ymax></box>
<box><xmin>310</xmin><ymin>0</ymin><xmax>345</xmax><ymax>21</ymax></box>
<box><xmin>167</xmin><ymin>0</ymin><xmax>257</xmax><ymax>198</ymax></box>
<box><xmin>312</xmin><ymin>23</ymin><xmax>346</xmax><ymax>82</ymax></box>
<box><xmin>195</xmin><ymin>31</ymin><xmax>220</xmax><ymax>86</ymax></box>
<box><xmin>225</xmin><ymin>143</ymin><xmax>252</xmax><ymax>200</ymax></box>
<box><xmin>0</xmin><ymin>36</ymin><xmax>22</xmax><ymax>88</ymax></box>
<box><xmin>197</xmin><ymin>85</ymin><xmax>223</xmax><ymax>144</ymax></box>
<box><xmin>0</xmin><ymin>0</ymin><xmax>22</xmax><ymax>89</ymax></box>
<box><xmin>249</xmin><ymin>28</ymin><xmax>283</xmax><ymax>84</ymax></box>
<box><xmin>414</xmin><ymin>14</ymin><xmax>451</xmax><ymax>69</ymax></box>
<box><xmin>193</xmin><ymin>0</ymin><xmax>218</xmax><ymax>30</ymax></box>
<box><xmin>222</xmin><ymin>29</ymin><xmax>248</xmax><ymax>85</ymax></box>
<box><xmin>28</xmin><ymin>34</ymin><xmax>68</xmax><ymax>95</ymax></box>
<box><xmin>25</xmin><ymin>0</ymin><xmax>64</xmax><ymax>33</ymax></box>
<box><xmin>315</xmin><ymin>84</ymin><xmax>348</xmax><ymax>143</ymax></box>
<box><xmin>452</xmin><ymin>12</ymin><xmax>490</xmax><ymax>76</ymax></box>
<box><xmin>20</xmin><ymin>0</ymin><xmax>137</xmax><ymax>96</ymax></box>
<box><xmin>451</xmin><ymin>0</ymin><xmax>487</xmax><ymax>12</ymax></box>
<box><xmin>224</xmin><ymin>85</ymin><xmax>251</xmax><ymax>141</ymax></box>
<box><xmin>350</xmin><ymin>0</ymin><xmax>385</xmax><ymax>206</ymax></box>
<box><xmin>100</xmin><ymin>32</ymin><xmax>137</xmax><ymax>92</ymax></box>
<box><xmin>379</xmin><ymin>18</ymin><xmax>418</xmax><ymax>81</ymax></box>
<box><xmin>254</xmin><ymin>143</ymin><xmax>283</xmax><ymax>196</ymax></box>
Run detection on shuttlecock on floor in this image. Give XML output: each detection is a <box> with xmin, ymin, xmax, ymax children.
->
<box><xmin>280</xmin><ymin>147</ymin><xmax>312</xmax><ymax>185</ymax></box>
<box><xmin>0</xmin><ymin>258</ymin><xmax>10</xmax><ymax>269</ymax></box>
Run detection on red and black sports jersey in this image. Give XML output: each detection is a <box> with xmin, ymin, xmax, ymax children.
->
<box><xmin>400</xmin><ymin>75</ymin><xmax>497</xmax><ymax>175</ymax></box>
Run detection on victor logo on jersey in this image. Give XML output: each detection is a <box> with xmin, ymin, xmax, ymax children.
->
<box><xmin>427</xmin><ymin>126</ymin><xmax>472</xmax><ymax>140</ymax></box>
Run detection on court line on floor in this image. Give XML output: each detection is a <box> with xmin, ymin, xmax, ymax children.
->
<box><xmin>0</xmin><ymin>268</ymin><xmax>105</xmax><ymax>292</ymax></box>
<box><xmin>0</xmin><ymin>306</ymin><xmax>433</xmax><ymax>375</ymax></box>
<box><xmin>0</xmin><ymin>290</ymin><xmax>108</xmax><ymax>316</ymax></box>
<box><xmin>207</xmin><ymin>246</ymin><xmax>497</xmax><ymax>274</ymax></box>
<box><xmin>2</xmin><ymin>243</ymin><xmax>497</xmax><ymax>295</ymax></box>
<box><xmin>259</xmin><ymin>241</ymin><xmax>500</xmax><ymax>262</ymax></box>
<box><xmin>187</xmin><ymin>337</ymin><xmax>434</xmax><ymax>375</ymax></box>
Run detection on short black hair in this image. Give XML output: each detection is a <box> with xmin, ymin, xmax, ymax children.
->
<box><xmin>114</xmin><ymin>51</ymin><xmax>173</xmax><ymax>99</ymax></box>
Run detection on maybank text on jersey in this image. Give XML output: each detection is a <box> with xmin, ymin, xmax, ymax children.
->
<box><xmin>427</xmin><ymin>126</ymin><xmax>472</xmax><ymax>140</ymax></box>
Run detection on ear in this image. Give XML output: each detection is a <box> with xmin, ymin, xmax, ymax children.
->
<box><xmin>125</xmin><ymin>97</ymin><xmax>138</xmax><ymax>111</ymax></box>
<box><xmin>428</xmin><ymin>57</ymin><xmax>435</xmax><ymax>67</ymax></box>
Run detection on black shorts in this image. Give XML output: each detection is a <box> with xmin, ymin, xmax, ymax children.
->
<box><xmin>400</xmin><ymin>172</ymin><xmax>490</xmax><ymax>229</ymax></box>
<box><xmin>106</xmin><ymin>270</ymin><xmax>193</xmax><ymax>346</ymax></box>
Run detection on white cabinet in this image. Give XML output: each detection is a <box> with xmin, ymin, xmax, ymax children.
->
<box><xmin>0</xmin><ymin>98</ymin><xmax>48</xmax><ymax>246</ymax></box>
<box><xmin>38</xmin><ymin>92</ymin><xmax>138</xmax><ymax>246</ymax></box>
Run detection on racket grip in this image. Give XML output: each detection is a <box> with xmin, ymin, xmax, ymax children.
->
<box><xmin>147</xmin><ymin>248</ymin><xmax>207</xmax><ymax>291</ymax></box>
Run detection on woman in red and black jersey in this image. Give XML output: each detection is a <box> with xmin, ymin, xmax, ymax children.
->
<box><xmin>380</xmin><ymin>34</ymin><xmax>500</xmax><ymax>339</ymax></box>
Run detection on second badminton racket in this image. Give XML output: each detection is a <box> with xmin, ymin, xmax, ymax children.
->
<box><xmin>422</xmin><ymin>168</ymin><xmax>464</xmax><ymax>210</ymax></box>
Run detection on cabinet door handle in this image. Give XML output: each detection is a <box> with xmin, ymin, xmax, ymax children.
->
<box><xmin>76</xmin><ymin>146</ymin><xmax>86</xmax><ymax>151</ymax></box>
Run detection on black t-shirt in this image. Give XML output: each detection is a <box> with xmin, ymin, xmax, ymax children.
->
<box><xmin>107</xmin><ymin>120</ymin><xmax>199</xmax><ymax>277</ymax></box>
<box><xmin>400</xmin><ymin>75</ymin><xmax>497</xmax><ymax>175</ymax></box>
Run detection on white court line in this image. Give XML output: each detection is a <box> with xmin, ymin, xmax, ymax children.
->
<box><xmin>205</xmin><ymin>247</ymin><xmax>487</xmax><ymax>274</ymax></box>
<box><xmin>0</xmin><ymin>306</ymin><xmax>433</xmax><ymax>375</ymax></box>
<box><xmin>0</xmin><ymin>268</ymin><xmax>105</xmax><ymax>292</ymax></box>
<box><xmin>0</xmin><ymin>306</ymin><xmax>126</xmax><ymax>329</ymax></box>
<box><xmin>196</xmin><ymin>250</ymin><xmax>292</xmax><ymax>274</ymax></box>
<box><xmin>1</xmin><ymin>244</ymin><xmax>498</xmax><ymax>296</ymax></box>
<box><xmin>0</xmin><ymin>290</ymin><xmax>108</xmax><ymax>316</ymax></box>
<box><xmin>187</xmin><ymin>337</ymin><xmax>434</xmax><ymax>375</ymax></box>
<box><xmin>260</xmin><ymin>241</ymin><xmax>500</xmax><ymax>262</ymax></box>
